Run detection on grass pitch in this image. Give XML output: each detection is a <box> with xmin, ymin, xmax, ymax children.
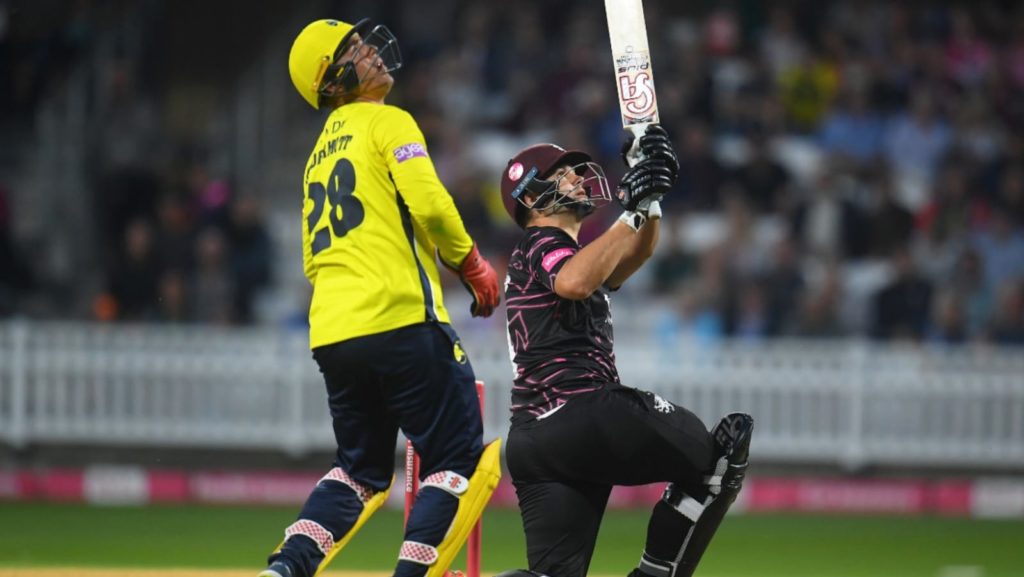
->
<box><xmin>0</xmin><ymin>503</ymin><xmax>1021</xmax><ymax>577</ymax></box>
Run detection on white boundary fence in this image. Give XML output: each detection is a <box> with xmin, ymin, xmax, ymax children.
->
<box><xmin>1</xmin><ymin>321</ymin><xmax>1022</xmax><ymax>471</ymax></box>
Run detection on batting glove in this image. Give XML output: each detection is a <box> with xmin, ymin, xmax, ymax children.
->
<box><xmin>615</xmin><ymin>158</ymin><xmax>673</xmax><ymax>212</ymax></box>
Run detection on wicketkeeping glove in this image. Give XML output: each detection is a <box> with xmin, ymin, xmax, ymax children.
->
<box><xmin>447</xmin><ymin>244</ymin><xmax>500</xmax><ymax>318</ymax></box>
<box><xmin>615</xmin><ymin>158</ymin><xmax>674</xmax><ymax>212</ymax></box>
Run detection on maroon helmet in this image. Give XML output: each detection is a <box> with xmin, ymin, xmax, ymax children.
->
<box><xmin>500</xmin><ymin>143</ymin><xmax>611</xmax><ymax>228</ymax></box>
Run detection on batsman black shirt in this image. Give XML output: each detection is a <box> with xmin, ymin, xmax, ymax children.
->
<box><xmin>505</xmin><ymin>226</ymin><xmax>620</xmax><ymax>424</ymax></box>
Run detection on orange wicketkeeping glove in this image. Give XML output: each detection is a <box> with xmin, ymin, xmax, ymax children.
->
<box><xmin>450</xmin><ymin>244</ymin><xmax>500</xmax><ymax>317</ymax></box>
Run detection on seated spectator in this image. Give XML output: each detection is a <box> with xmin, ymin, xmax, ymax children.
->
<box><xmin>952</xmin><ymin>94</ymin><xmax>1004</xmax><ymax>164</ymax></box>
<box><xmin>94</xmin><ymin>166</ymin><xmax>161</xmax><ymax>268</ymax></box>
<box><xmin>912</xmin><ymin>160</ymin><xmax>987</xmax><ymax>281</ymax></box>
<box><xmin>1005</xmin><ymin>17</ymin><xmax>1024</xmax><ymax>93</ymax></box>
<box><xmin>927</xmin><ymin>289</ymin><xmax>968</xmax><ymax>345</ymax></box>
<box><xmin>971</xmin><ymin>208</ymin><xmax>1024</xmax><ymax>291</ymax></box>
<box><xmin>948</xmin><ymin>248</ymin><xmax>994</xmax><ymax>339</ymax></box>
<box><xmin>227</xmin><ymin>195</ymin><xmax>272</xmax><ymax>324</ymax></box>
<box><xmin>650</xmin><ymin>221</ymin><xmax>697</xmax><ymax>295</ymax></box>
<box><xmin>988</xmin><ymin>281</ymin><xmax>1024</xmax><ymax>345</ymax></box>
<box><xmin>658</xmin><ymin>246</ymin><xmax>730</xmax><ymax>347</ymax></box>
<box><xmin>732</xmin><ymin>133</ymin><xmax>791</xmax><ymax>213</ymax></box>
<box><xmin>655</xmin><ymin>282</ymin><xmax>724</xmax><ymax>349</ymax></box>
<box><xmin>945</xmin><ymin>9</ymin><xmax>993</xmax><ymax>90</ymax></box>
<box><xmin>882</xmin><ymin>90</ymin><xmax>952</xmax><ymax>187</ymax></box>
<box><xmin>759</xmin><ymin>6</ymin><xmax>806</xmax><ymax>81</ymax></box>
<box><xmin>995</xmin><ymin>164</ymin><xmax>1024</xmax><ymax>226</ymax></box>
<box><xmin>155</xmin><ymin>193</ymin><xmax>196</xmax><ymax>274</ymax></box>
<box><xmin>106</xmin><ymin>218</ymin><xmax>160</xmax><ymax>322</ymax></box>
<box><xmin>793</xmin><ymin>262</ymin><xmax>843</xmax><ymax>338</ymax></box>
<box><xmin>0</xmin><ymin>185</ymin><xmax>33</xmax><ymax>317</ymax></box>
<box><xmin>668</xmin><ymin>119</ymin><xmax>726</xmax><ymax>212</ymax></box>
<box><xmin>779</xmin><ymin>55</ymin><xmax>839</xmax><ymax>132</ymax></box>
<box><xmin>818</xmin><ymin>88</ymin><xmax>885</xmax><ymax>164</ymax></box>
<box><xmin>864</xmin><ymin>170</ymin><xmax>914</xmax><ymax>257</ymax></box>
<box><xmin>190</xmin><ymin>227</ymin><xmax>235</xmax><ymax>325</ymax></box>
<box><xmin>156</xmin><ymin>270</ymin><xmax>189</xmax><ymax>323</ymax></box>
<box><xmin>790</xmin><ymin>169</ymin><xmax>868</xmax><ymax>260</ymax></box>
<box><xmin>728</xmin><ymin>282</ymin><xmax>770</xmax><ymax>341</ymax></box>
<box><xmin>870</xmin><ymin>247</ymin><xmax>934</xmax><ymax>340</ymax></box>
<box><xmin>916</xmin><ymin>160</ymin><xmax>989</xmax><ymax>240</ymax></box>
<box><xmin>762</xmin><ymin>236</ymin><xmax>805</xmax><ymax>336</ymax></box>
<box><xmin>719</xmin><ymin>193</ymin><xmax>772</xmax><ymax>279</ymax></box>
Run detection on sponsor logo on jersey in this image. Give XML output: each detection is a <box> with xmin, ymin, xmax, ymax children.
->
<box><xmin>541</xmin><ymin>248</ymin><xmax>575</xmax><ymax>272</ymax></box>
<box><xmin>394</xmin><ymin>142</ymin><xmax>428</xmax><ymax>163</ymax></box>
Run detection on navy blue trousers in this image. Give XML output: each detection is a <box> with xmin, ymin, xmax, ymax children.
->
<box><xmin>271</xmin><ymin>322</ymin><xmax>484</xmax><ymax>577</ymax></box>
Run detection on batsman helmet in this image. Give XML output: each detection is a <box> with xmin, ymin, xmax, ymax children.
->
<box><xmin>288</xmin><ymin>18</ymin><xmax>402</xmax><ymax>110</ymax></box>
<box><xmin>500</xmin><ymin>144</ymin><xmax>611</xmax><ymax>228</ymax></box>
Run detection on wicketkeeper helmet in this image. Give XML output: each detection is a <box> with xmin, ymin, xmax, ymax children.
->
<box><xmin>288</xmin><ymin>18</ymin><xmax>401</xmax><ymax>109</ymax></box>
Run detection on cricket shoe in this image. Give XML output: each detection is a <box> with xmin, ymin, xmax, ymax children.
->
<box><xmin>258</xmin><ymin>560</ymin><xmax>295</xmax><ymax>577</ymax></box>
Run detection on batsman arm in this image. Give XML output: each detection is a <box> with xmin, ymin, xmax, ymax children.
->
<box><xmin>604</xmin><ymin>214</ymin><xmax>659</xmax><ymax>290</ymax></box>
<box><xmin>553</xmin><ymin>220</ymin><xmax>640</xmax><ymax>300</ymax></box>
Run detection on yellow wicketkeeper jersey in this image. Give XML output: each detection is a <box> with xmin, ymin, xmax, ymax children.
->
<box><xmin>301</xmin><ymin>102</ymin><xmax>474</xmax><ymax>348</ymax></box>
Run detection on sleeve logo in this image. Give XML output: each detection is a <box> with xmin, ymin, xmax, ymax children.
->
<box><xmin>541</xmin><ymin>248</ymin><xmax>575</xmax><ymax>272</ymax></box>
<box><xmin>393</xmin><ymin>142</ymin><xmax>428</xmax><ymax>163</ymax></box>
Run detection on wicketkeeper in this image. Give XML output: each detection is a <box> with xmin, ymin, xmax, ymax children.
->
<box><xmin>260</xmin><ymin>17</ymin><xmax>503</xmax><ymax>577</ymax></box>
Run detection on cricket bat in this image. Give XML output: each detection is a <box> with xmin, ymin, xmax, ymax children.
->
<box><xmin>605</xmin><ymin>0</ymin><xmax>662</xmax><ymax>218</ymax></box>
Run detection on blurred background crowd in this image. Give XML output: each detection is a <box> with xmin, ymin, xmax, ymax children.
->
<box><xmin>1</xmin><ymin>0</ymin><xmax>1023</xmax><ymax>346</ymax></box>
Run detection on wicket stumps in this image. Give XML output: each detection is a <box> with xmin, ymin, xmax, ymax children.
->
<box><xmin>404</xmin><ymin>380</ymin><xmax>485</xmax><ymax>577</ymax></box>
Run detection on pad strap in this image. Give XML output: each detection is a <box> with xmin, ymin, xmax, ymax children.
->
<box><xmin>705</xmin><ymin>457</ymin><xmax>728</xmax><ymax>496</ymax></box>
<box><xmin>320</xmin><ymin>467</ymin><xmax>373</xmax><ymax>504</ymax></box>
<box><xmin>640</xmin><ymin>552</ymin><xmax>676</xmax><ymax>577</ymax></box>
<box><xmin>285</xmin><ymin>519</ymin><xmax>335</xmax><ymax>555</ymax></box>
<box><xmin>400</xmin><ymin>541</ymin><xmax>439</xmax><ymax>566</ymax></box>
<box><xmin>421</xmin><ymin>470</ymin><xmax>469</xmax><ymax>497</ymax></box>
<box><xmin>670</xmin><ymin>494</ymin><xmax>707</xmax><ymax>522</ymax></box>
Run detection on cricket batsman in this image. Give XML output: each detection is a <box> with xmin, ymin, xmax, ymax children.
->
<box><xmin>495</xmin><ymin>127</ymin><xmax>753</xmax><ymax>577</ymax></box>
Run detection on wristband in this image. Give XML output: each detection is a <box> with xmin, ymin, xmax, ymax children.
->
<box><xmin>617</xmin><ymin>210</ymin><xmax>647</xmax><ymax>232</ymax></box>
<box><xmin>637</xmin><ymin>197</ymin><xmax>663</xmax><ymax>220</ymax></box>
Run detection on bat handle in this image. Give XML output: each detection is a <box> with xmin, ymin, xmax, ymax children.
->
<box><xmin>624</xmin><ymin>123</ymin><xmax>648</xmax><ymax>168</ymax></box>
<box><xmin>625</xmin><ymin>123</ymin><xmax>662</xmax><ymax>220</ymax></box>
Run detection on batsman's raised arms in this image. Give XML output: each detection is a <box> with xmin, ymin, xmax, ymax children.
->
<box><xmin>606</xmin><ymin>0</ymin><xmax>665</xmax><ymax>219</ymax></box>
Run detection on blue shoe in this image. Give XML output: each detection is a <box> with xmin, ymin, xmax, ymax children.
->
<box><xmin>258</xmin><ymin>560</ymin><xmax>295</xmax><ymax>577</ymax></box>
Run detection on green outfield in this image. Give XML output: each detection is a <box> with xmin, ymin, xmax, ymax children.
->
<box><xmin>1</xmin><ymin>503</ymin><xmax>1022</xmax><ymax>577</ymax></box>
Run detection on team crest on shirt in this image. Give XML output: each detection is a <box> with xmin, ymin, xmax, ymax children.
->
<box><xmin>651</xmin><ymin>393</ymin><xmax>675</xmax><ymax>414</ymax></box>
<box><xmin>453</xmin><ymin>341</ymin><xmax>468</xmax><ymax>364</ymax></box>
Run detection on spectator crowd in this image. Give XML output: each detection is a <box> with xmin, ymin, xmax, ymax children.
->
<box><xmin>391</xmin><ymin>0</ymin><xmax>1024</xmax><ymax>346</ymax></box>
<box><xmin>1</xmin><ymin>0</ymin><xmax>1022</xmax><ymax>345</ymax></box>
